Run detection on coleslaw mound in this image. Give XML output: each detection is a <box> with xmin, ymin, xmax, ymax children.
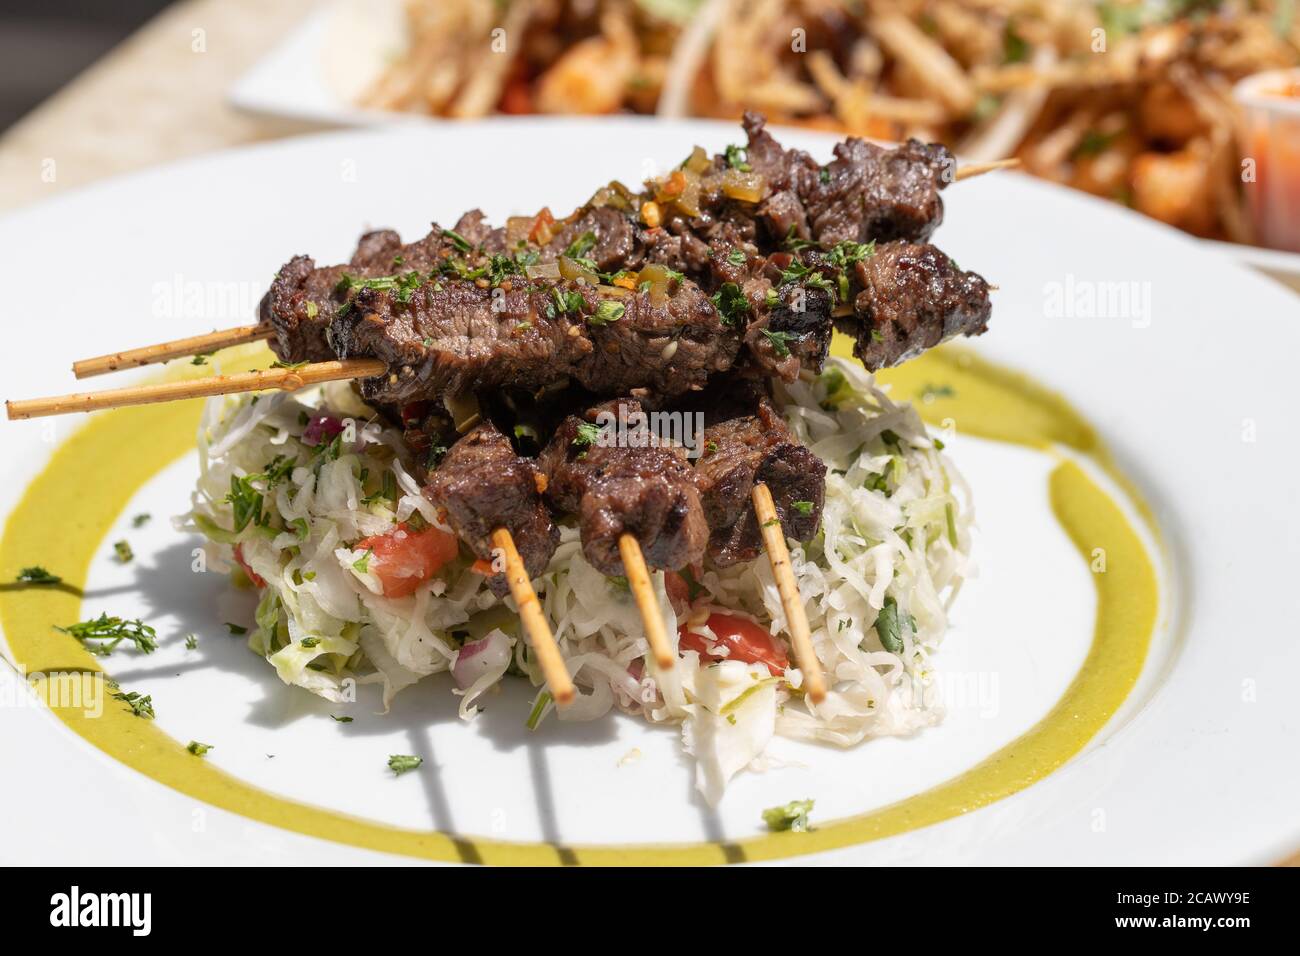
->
<box><xmin>183</xmin><ymin>357</ymin><xmax>974</xmax><ymax>803</ymax></box>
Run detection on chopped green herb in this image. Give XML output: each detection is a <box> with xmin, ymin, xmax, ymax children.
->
<box><xmin>270</xmin><ymin>359</ymin><xmax>309</xmax><ymax>372</ymax></box>
<box><xmin>132</xmin><ymin>513</ymin><xmax>152</xmax><ymax>528</ymax></box>
<box><xmin>563</xmin><ymin>231</ymin><xmax>598</xmax><ymax>260</ymax></box>
<box><xmin>331</xmin><ymin>715</ymin><xmax>353</xmax><ymax>723</ymax></box>
<box><xmin>591</xmin><ymin>299</ymin><xmax>625</xmax><ymax>326</ymax></box>
<box><xmin>724</xmin><ymin>143</ymin><xmax>751</xmax><ymax>171</ymax></box>
<box><xmin>607</xmin><ymin>575</ymin><xmax>630</xmax><ymax>592</ymax></box>
<box><xmin>710</xmin><ymin>282</ymin><xmax>750</xmax><ymax>326</ymax></box>
<box><xmin>184</xmin><ymin>633</ymin><xmax>198</xmax><ymax>650</ymax></box>
<box><xmin>760</xmin><ymin>329</ymin><xmax>798</xmax><ymax>358</ymax></box>
<box><xmin>58</xmin><ymin>614</ymin><xmax>158</xmax><ymax>655</ymax></box>
<box><xmin>873</xmin><ymin>596</ymin><xmax>914</xmax><ymax>654</ymax></box>
<box><xmin>726</xmin><ymin>248</ymin><xmax>747</xmax><ymax>268</ymax></box>
<box><xmin>112</xmin><ymin>540</ymin><xmax>133</xmax><ymax>563</ymax></box>
<box><xmin>352</xmin><ymin>549</ymin><xmax>374</xmax><ymax>574</ymax></box>
<box><xmin>191</xmin><ymin>352</ymin><xmax>213</xmax><ymax>366</ymax></box>
<box><xmin>818</xmin><ymin>167</ymin><xmax>831</xmax><ymax>185</ymax></box>
<box><xmin>572</xmin><ymin>422</ymin><xmax>603</xmax><ymax>448</ymax></box>
<box><xmin>388</xmin><ymin>754</ymin><xmax>423</xmax><ymax>775</ymax></box>
<box><xmin>16</xmin><ymin>566</ymin><xmax>61</xmax><ymax>585</ymax></box>
<box><xmin>112</xmin><ymin>690</ymin><xmax>155</xmax><ymax>720</ymax></box>
<box><xmin>186</xmin><ymin>741</ymin><xmax>213</xmax><ymax>757</ymax></box>
<box><xmin>791</xmin><ymin>500</ymin><xmax>814</xmax><ymax>517</ymax></box>
<box><xmin>225</xmin><ymin>622</ymin><xmax>248</xmax><ymax>636</ymax></box>
<box><xmin>762</xmin><ymin>799</ymin><xmax>814</xmax><ymax>833</ymax></box>
<box><xmin>441</xmin><ymin>228</ymin><xmax>473</xmax><ymax>254</ymax></box>
<box><xmin>829</xmin><ymin>239</ymin><xmax>875</xmax><ymax>270</ymax></box>
<box><xmin>300</xmin><ymin>636</ymin><xmax>321</xmax><ymax>648</ymax></box>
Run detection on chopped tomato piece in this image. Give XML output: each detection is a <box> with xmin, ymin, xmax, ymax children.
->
<box><xmin>664</xmin><ymin>570</ymin><xmax>691</xmax><ymax>614</ymax></box>
<box><xmin>471</xmin><ymin>558</ymin><xmax>496</xmax><ymax>576</ymax></box>
<box><xmin>233</xmin><ymin>544</ymin><xmax>265</xmax><ymax>588</ymax></box>
<box><xmin>529</xmin><ymin>207</ymin><xmax>555</xmax><ymax>245</ymax></box>
<box><xmin>678</xmin><ymin>613</ymin><xmax>788</xmax><ymax>677</ymax></box>
<box><xmin>354</xmin><ymin>522</ymin><xmax>460</xmax><ymax>598</ymax></box>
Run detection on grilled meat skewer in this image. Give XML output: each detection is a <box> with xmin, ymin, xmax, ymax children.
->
<box><xmin>537</xmin><ymin>398</ymin><xmax>709</xmax><ymax>577</ymax></box>
<box><xmin>422</xmin><ymin>420</ymin><xmax>559</xmax><ymax>598</ymax></box>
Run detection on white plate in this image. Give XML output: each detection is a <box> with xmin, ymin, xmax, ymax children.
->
<box><xmin>0</xmin><ymin>118</ymin><xmax>1297</xmax><ymax>865</ymax></box>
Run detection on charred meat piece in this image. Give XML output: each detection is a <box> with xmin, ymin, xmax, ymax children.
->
<box><xmin>538</xmin><ymin>399</ymin><xmax>708</xmax><ymax>576</ymax></box>
<box><xmin>681</xmin><ymin>377</ymin><xmax>826</xmax><ymax>567</ymax></box>
<box><xmin>423</xmin><ymin>421</ymin><xmax>558</xmax><ymax>598</ymax></box>
<box><xmin>741</xmin><ymin>112</ymin><xmax>952</xmax><ymax>246</ymax></box>
<box><xmin>843</xmin><ymin>242</ymin><xmax>991</xmax><ymax>370</ymax></box>
<box><xmin>330</xmin><ymin>270</ymin><xmax>740</xmax><ymax>406</ymax></box>
<box><xmin>260</xmin><ymin>214</ymin><xmax>492</xmax><ymax>364</ymax></box>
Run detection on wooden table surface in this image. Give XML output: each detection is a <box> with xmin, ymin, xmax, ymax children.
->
<box><xmin>0</xmin><ymin>0</ymin><xmax>326</xmax><ymax>213</ymax></box>
<box><xmin>1</xmin><ymin>0</ymin><xmax>1296</xmax><ymax>866</ymax></box>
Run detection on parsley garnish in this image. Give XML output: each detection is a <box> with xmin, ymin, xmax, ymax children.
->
<box><xmin>563</xmin><ymin>231</ymin><xmax>598</xmax><ymax>260</ymax></box>
<box><xmin>112</xmin><ymin>540</ymin><xmax>133</xmax><ymax>563</ymax></box>
<box><xmin>352</xmin><ymin>549</ymin><xmax>374</xmax><ymax>574</ymax></box>
<box><xmin>388</xmin><ymin>754</ymin><xmax>423</xmax><ymax>775</ymax></box>
<box><xmin>762</xmin><ymin>799</ymin><xmax>814</xmax><ymax>833</ymax></box>
<box><xmin>710</xmin><ymin>282</ymin><xmax>750</xmax><ymax>326</ymax></box>
<box><xmin>487</xmin><ymin>253</ymin><xmax>523</xmax><ymax>285</ymax></box>
<box><xmin>16</xmin><ymin>566</ymin><xmax>61</xmax><ymax>585</ymax></box>
<box><xmin>300</xmin><ymin>636</ymin><xmax>321</xmax><ymax>648</ymax></box>
<box><xmin>225</xmin><ymin>622</ymin><xmax>248</xmax><ymax>636</ymax></box>
<box><xmin>791</xmin><ymin>500</ymin><xmax>814</xmax><ymax>516</ymax></box>
<box><xmin>572</xmin><ymin>422</ymin><xmax>603</xmax><ymax>448</ymax></box>
<box><xmin>726</xmin><ymin>248</ymin><xmax>747</xmax><ymax>268</ymax></box>
<box><xmin>58</xmin><ymin>614</ymin><xmax>158</xmax><ymax>655</ymax></box>
<box><xmin>186</xmin><ymin>741</ymin><xmax>213</xmax><ymax>757</ymax></box>
<box><xmin>873</xmin><ymin>595</ymin><xmax>915</xmax><ymax>654</ymax></box>
<box><xmin>184</xmin><ymin>633</ymin><xmax>198</xmax><ymax>650</ymax></box>
<box><xmin>132</xmin><ymin>513</ymin><xmax>152</xmax><ymax>528</ymax></box>
<box><xmin>112</xmin><ymin>690</ymin><xmax>155</xmax><ymax>719</ymax></box>
<box><xmin>331</xmin><ymin>715</ymin><xmax>353</xmax><ymax>723</ymax></box>
<box><xmin>829</xmin><ymin>239</ymin><xmax>876</xmax><ymax>269</ymax></box>
<box><xmin>760</xmin><ymin>329</ymin><xmax>799</xmax><ymax>358</ymax></box>
<box><xmin>724</xmin><ymin>144</ymin><xmax>751</xmax><ymax>171</ymax></box>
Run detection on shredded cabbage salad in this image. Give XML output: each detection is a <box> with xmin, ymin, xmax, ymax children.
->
<box><xmin>183</xmin><ymin>358</ymin><xmax>973</xmax><ymax>803</ymax></box>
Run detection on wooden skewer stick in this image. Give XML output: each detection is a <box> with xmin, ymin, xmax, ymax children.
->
<box><xmin>617</xmin><ymin>533</ymin><xmax>677</xmax><ymax>671</ymax></box>
<box><xmin>73</xmin><ymin>325</ymin><xmax>274</xmax><ymax>379</ymax></box>
<box><xmin>6</xmin><ymin>358</ymin><xmax>386</xmax><ymax>421</ymax></box>
<box><xmin>955</xmin><ymin>157</ymin><xmax>1020</xmax><ymax>181</ymax></box>
<box><xmin>491</xmin><ymin>527</ymin><xmax>575</xmax><ymax>706</ymax></box>
<box><xmin>751</xmin><ymin>483</ymin><xmax>827</xmax><ymax>705</ymax></box>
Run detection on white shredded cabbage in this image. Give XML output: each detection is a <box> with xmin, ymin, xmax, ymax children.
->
<box><xmin>184</xmin><ymin>361</ymin><xmax>974</xmax><ymax>802</ymax></box>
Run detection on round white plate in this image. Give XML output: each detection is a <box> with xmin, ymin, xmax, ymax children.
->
<box><xmin>1</xmin><ymin>118</ymin><xmax>1297</xmax><ymax>865</ymax></box>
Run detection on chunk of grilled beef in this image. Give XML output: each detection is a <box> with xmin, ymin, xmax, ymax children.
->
<box><xmin>741</xmin><ymin>112</ymin><xmax>952</xmax><ymax>246</ymax></box>
<box><xmin>841</xmin><ymin>241</ymin><xmax>991</xmax><ymax>369</ymax></box>
<box><xmin>678</xmin><ymin>377</ymin><xmax>826</xmax><ymax>567</ymax></box>
<box><xmin>538</xmin><ymin>399</ymin><xmax>708</xmax><ymax>576</ymax></box>
<box><xmin>330</xmin><ymin>273</ymin><xmax>740</xmax><ymax>406</ymax></box>
<box><xmin>260</xmin><ymin>214</ymin><xmax>493</xmax><ymax>364</ymax></box>
<box><xmin>423</xmin><ymin>421</ymin><xmax>557</xmax><ymax>598</ymax></box>
<box><xmin>539</xmin><ymin>205</ymin><xmax>637</xmax><ymax>273</ymax></box>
